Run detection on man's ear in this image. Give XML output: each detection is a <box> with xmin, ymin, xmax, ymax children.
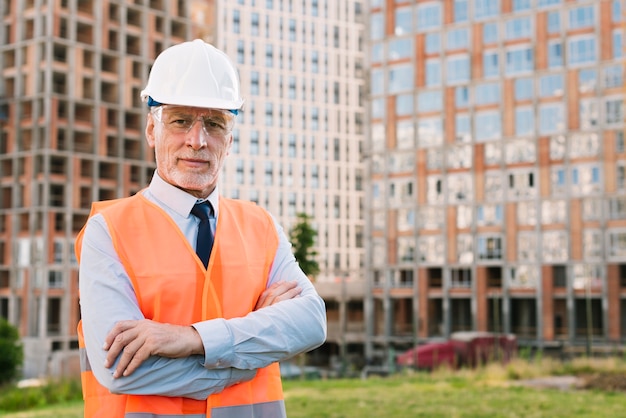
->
<box><xmin>145</xmin><ymin>113</ymin><xmax>156</xmax><ymax>148</ymax></box>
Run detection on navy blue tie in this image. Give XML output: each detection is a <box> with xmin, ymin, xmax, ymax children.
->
<box><xmin>191</xmin><ymin>201</ymin><xmax>214</xmax><ymax>268</ymax></box>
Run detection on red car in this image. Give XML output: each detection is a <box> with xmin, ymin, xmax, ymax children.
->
<box><xmin>397</xmin><ymin>332</ymin><xmax>517</xmax><ymax>370</ymax></box>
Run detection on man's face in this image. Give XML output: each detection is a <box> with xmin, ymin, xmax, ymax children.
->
<box><xmin>145</xmin><ymin>105</ymin><xmax>235</xmax><ymax>198</ymax></box>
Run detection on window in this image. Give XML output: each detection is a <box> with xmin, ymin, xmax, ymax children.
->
<box><xmin>454</xmin><ymin>0</ymin><xmax>468</xmax><ymax>22</ymax></box>
<box><xmin>455</xmin><ymin>86</ymin><xmax>470</xmax><ymax>107</ymax></box>
<box><xmin>425</xmin><ymin>33</ymin><xmax>441</xmax><ymax>54</ymax></box>
<box><xmin>614</xmin><ymin>0</ymin><xmax>623</xmax><ymax>22</ymax></box>
<box><xmin>547</xmin><ymin>41</ymin><xmax>563</xmax><ymax>68</ymax></box>
<box><xmin>579</xmin><ymin>100</ymin><xmax>599</xmax><ymax>130</ymax></box>
<box><xmin>475</xmin><ymin>83</ymin><xmax>500</xmax><ymax>105</ymax></box>
<box><xmin>518</xmin><ymin>232</ymin><xmax>537</xmax><ymax>262</ymax></box>
<box><xmin>505</xmin><ymin>46</ymin><xmax>533</xmax><ymax>75</ymax></box>
<box><xmin>517</xmin><ymin>201</ymin><xmax>537</xmax><ymax>226</ymax></box>
<box><xmin>370</xmin><ymin>69</ymin><xmax>384</xmax><ymax>96</ymax></box>
<box><xmin>538</xmin><ymin>0</ymin><xmax>561</xmax><ymax>8</ymax></box>
<box><xmin>396</xmin><ymin>94</ymin><xmax>414</xmax><ymax>116</ymax></box>
<box><xmin>397</xmin><ymin>237</ymin><xmax>415</xmax><ymax>263</ymax></box>
<box><xmin>542</xmin><ymin>200</ymin><xmax>567</xmax><ymax>224</ymax></box>
<box><xmin>447</xmin><ymin>28</ymin><xmax>469</xmax><ymax>50</ymax></box>
<box><xmin>477</xmin><ymin>204</ymin><xmax>503</xmax><ymax>226</ymax></box>
<box><xmin>571</xmin><ymin>164</ymin><xmax>601</xmax><ymax>195</ymax></box>
<box><xmin>568</xmin><ymin>6</ymin><xmax>594</xmax><ymax>30</ymax></box>
<box><xmin>483</xmin><ymin>50</ymin><xmax>499</xmax><ymax>78</ymax></box>
<box><xmin>515</xmin><ymin>107</ymin><xmax>534</xmax><ymax>136</ymax></box>
<box><xmin>508</xmin><ymin>169</ymin><xmax>536</xmax><ymax>199</ymax></box>
<box><xmin>506</xmin><ymin>139</ymin><xmax>535</xmax><ymax>163</ymax></box>
<box><xmin>617</xmin><ymin>131</ymin><xmax>625</xmax><ymax>154</ymax></box>
<box><xmin>446</xmin><ymin>55</ymin><xmax>470</xmax><ymax>84</ymax></box>
<box><xmin>425</xmin><ymin>59</ymin><xmax>442</xmax><ymax>86</ymax></box>
<box><xmin>370</xmin><ymin>13</ymin><xmax>384</xmax><ymax>40</ymax></box>
<box><xmin>547</xmin><ymin>11</ymin><xmax>560</xmax><ymax>33</ymax></box>
<box><xmin>457</xmin><ymin>235</ymin><xmax>473</xmax><ymax>264</ymax></box>
<box><xmin>605</xmin><ymin>97</ymin><xmax>624</xmax><ymax>125</ymax></box>
<box><xmin>542</xmin><ymin>231</ymin><xmax>568</xmax><ymax>262</ymax></box>
<box><xmin>416</xmin><ymin>2</ymin><xmax>442</xmax><ymax>31</ymax></box>
<box><xmin>447</xmin><ymin>145</ymin><xmax>472</xmax><ymax>169</ymax></box>
<box><xmin>609</xmin><ymin>197</ymin><xmax>626</xmax><ymax>220</ymax></box>
<box><xmin>539</xmin><ymin>103</ymin><xmax>565</xmax><ymax>135</ymax></box>
<box><xmin>397</xmin><ymin>208</ymin><xmax>415</xmax><ymax>231</ymax></box>
<box><xmin>579</xmin><ymin>69</ymin><xmax>597</xmax><ymax>93</ymax></box>
<box><xmin>550</xmin><ymin>166</ymin><xmax>567</xmax><ymax>196</ymax></box>
<box><xmin>613</xmin><ymin>30</ymin><xmax>623</xmax><ymax>59</ymax></box>
<box><xmin>419</xmin><ymin>206</ymin><xmax>444</xmax><ymax>230</ymax></box>
<box><xmin>583</xmin><ymin>229</ymin><xmax>602</xmax><ymax>260</ymax></box>
<box><xmin>426</xmin><ymin>175</ymin><xmax>444</xmax><ymax>204</ymax></box>
<box><xmin>568</xmin><ymin>36</ymin><xmax>596</xmax><ymax>66</ymax></box>
<box><xmin>233</xmin><ymin>10</ymin><xmax>240</xmax><ymax>33</ymax></box>
<box><xmin>418</xmin><ymin>117</ymin><xmax>443</xmax><ymax>147</ymax></box>
<box><xmin>539</xmin><ymin>74</ymin><xmax>564</xmax><ymax>97</ymax></box>
<box><xmin>394</xmin><ymin>7</ymin><xmax>412</xmax><ymax>35</ymax></box>
<box><xmin>604</xmin><ymin>65</ymin><xmax>623</xmax><ymax>89</ymax></box>
<box><xmin>514</xmin><ymin>78</ymin><xmax>533</xmax><ymax>100</ymax></box>
<box><xmin>477</xmin><ymin>235</ymin><xmax>503</xmax><ymax>261</ymax></box>
<box><xmin>418</xmin><ymin>90</ymin><xmax>443</xmax><ymax>112</ymax></box>
<box><xmin>370</xmin><ymin>42</ymin><xmax>383</xmax><ymax>64</ymax></box>
<box><xmin>608</xmin><ymin>230</ymin><xmax>626</xmax><ymax>259</ymax></box>
<box><xmin>485</xmin><ymin>170</ymin><xmax>504</xmax><ymax>201</ymax></box>
<box><xmin>512</xmin><ymin>0</ymin><xmax>531</xmax><ymax>12</ymax></box>
<box><xmin>617</xmin><ymin>163</ymin><xmax>625</xmax><ymax>190</ymax></box>
<box><xmin>505</xmin><ymin>17</ymin><xmax>532</xmax><ymax>40</ymax></box>
<box><xmin>456</xmin><ymin>114</ymin><xmax>471</xmax><ymax>142</ymax></box>
<box><xmin>447</xmin><ymin>173</ymin><xmax>473</xmax><ymax>203</ymax></box>
<box><xmin>418</xmin><ymin>236</ymin><xmax>444</xmax><ymax>263</ymax></box>
<box><xmin>475</xmin><ymin>0</ymin><xmax>499</xmax><ymax>20</ymax></box>
<box><xmin>396</xmin><ymin>120</ymin><xmax>414</xmax><ymax>149</ymax></box>
<box><xmin>388</xmin><ymin>64</ymin><xmax>413</xmax><ymax>93</ymax></box>
<box><xmin>475</xmin><ymin>111</ymin><xmax>501</xmax><ymax>142</ymax></box>
<box><xmin>388</xmin><ymin>38</ymin><xmax>413</xmax><ymax>61</ymax></box>
<box><xmin>570</xmin><ymin>133</ymin><xmax>600</xmax><ymax>159</ymax></box>
<box><xmin>483</xmin><ymin>22</ymin><xmax>498</xmax><ymax>44</ymax></box>
<box><xmin>509</xmin><ymin>265</ymin><xmax>538</xmax><ymax>288</ymax></box>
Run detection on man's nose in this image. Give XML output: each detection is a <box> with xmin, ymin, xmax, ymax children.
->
<box><xmin>186</xmin><ymin>119</ymin><xmax>208</xmax><ymax>148</ymax></box>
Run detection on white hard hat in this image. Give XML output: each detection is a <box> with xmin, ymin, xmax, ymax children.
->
<box><xmin>140</xmin><ymin>39</ymin><xmax>244</xmax><ymax>111</ymax></box>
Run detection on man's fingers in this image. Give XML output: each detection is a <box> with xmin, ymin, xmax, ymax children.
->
<box><xmin>113</xmin><ymin>335</ymin><xmax>146</xmax><ymax>378</ymax></box>
<box><xmin>255</xmin><ymin>281</ymin><xmax>300</xmax><ymax>310</ymax></box>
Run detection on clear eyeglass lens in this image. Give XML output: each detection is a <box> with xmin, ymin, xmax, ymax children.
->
<box><xmin>153</xmin><ymin>106</ymin><xmax>235</xmax><ymax>137</ymax></box>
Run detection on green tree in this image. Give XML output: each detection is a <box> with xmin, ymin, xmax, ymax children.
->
<box><xmin>289</xmin><ymin>213</ymin><xmax>320</xmax><ymax>278</ymax></box>
<box><xmin>0</xmin><ymin>318</ymin><xmax>23</xmax><ymax>385</ymax></box>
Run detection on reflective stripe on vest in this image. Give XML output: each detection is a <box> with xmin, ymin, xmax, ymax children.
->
<box><xmin>76</xmin><ymin>194</ymin><xmax>284</xmax><ymax>417</ymax></box>
<box><xmin>124</xmin><ymin>401</ymin><xmax>286</xmax><ymax>418</ymax></box>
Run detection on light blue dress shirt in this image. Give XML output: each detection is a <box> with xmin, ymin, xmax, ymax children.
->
<box><xmin>78</xmin><ymin>172</ymin><xmax>327</xmax><ymax>400</ymax></box>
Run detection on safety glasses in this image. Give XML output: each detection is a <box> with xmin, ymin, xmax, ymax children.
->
<box><xmin>152</xmin><ymin>105</ymin><xmax>236</xmax><ymax>137</ymax></box>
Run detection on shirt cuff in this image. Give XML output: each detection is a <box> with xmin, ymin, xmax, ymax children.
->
<box><xmin>192</xmin><ymin>319</ymin><xmax>234</xmax><ymax>368</ymax></box>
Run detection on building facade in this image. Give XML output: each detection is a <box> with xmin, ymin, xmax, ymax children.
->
<box><xmin>0</xmin><ymin>0</ymin><xmax>366</xmax><ymax>378</ymax></box>
<box><xmin>365</xmin><ymin>0</ymin><xmax>626</xmax><ymax>364</ymax></box>
<box><xmin>194</xmin><ymin>0</ymin><xmax>367</xmax><ymax>368</ymax></box>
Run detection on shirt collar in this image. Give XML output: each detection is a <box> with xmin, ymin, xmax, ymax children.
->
<box><xmin>148</xmin><ymin>171</ymin><xmax>220</xmax><ymax>218</ymax></box>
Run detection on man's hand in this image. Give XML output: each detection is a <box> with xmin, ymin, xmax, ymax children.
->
<box><xmin>103</xmin><ymin>320</ymin><xmax>203</xmax><ymax>378</ymax></box>
<box><xmin>255</xmin><ymin>280</ymin><xmax>301</xmax><ymax>310</ymax></box>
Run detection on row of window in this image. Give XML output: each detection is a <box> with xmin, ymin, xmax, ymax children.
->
<box><xmin>371</xmin><ymin>0</ymin><xmax>622</xmax><ymax>36</ymax></box>
<box><xmin>372</xmin><ymin>230</ymin><xmax>626</xmax><ymax>269</ymax></box>
<box><xmin>372</xmin><ymin>102</ymin><xmax>623</xmax><ymax>149</ymax></box>
<box><xmin>373</xmin><ymin>133</ymin><xmax>625</xmax><ymax>173</ymax></box>
<box><xmin>372</xmin><ymin>165</ymin><xmax>625</xmax><ymax>206</ymax></box>
<box><xmin>378</xmin><ymin>198</ymin><xmax>626</xmax><ymax>233</ymax></box>
<box><xmin>372</xmin><ymin>40</ymin><xmax>619</xmax><ymax>97</ymax></box>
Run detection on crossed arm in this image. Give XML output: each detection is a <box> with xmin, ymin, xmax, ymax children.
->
<box><xmin>79</xmin><ymin>214</ymin><xmax>327</xmax><ymax>399</ymax></box>
<box><xmin>103</xmin><ymin>280</ymin><xmax>301</xmax><ymax>378</ymax></box>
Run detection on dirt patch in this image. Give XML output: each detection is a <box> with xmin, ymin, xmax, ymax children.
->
<box><xmin>517</xmin><ymin>372</ymin><xmax>626</xmax><ymax>393</ymax></box>
<box><xmin>516</xmin><ymin>376</ymin><xmax>584</xmax><ymax>391</ymax></box>
<box><xmin>580</xmin><ymin>372</ymin><xmax>626</xmax><ymax>392</ymax></box>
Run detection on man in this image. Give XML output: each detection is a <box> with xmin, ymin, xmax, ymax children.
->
<box><xmin>76</xmin><ymin>39</ymin><xmax>327</xmax><ymax>418</ymax></box>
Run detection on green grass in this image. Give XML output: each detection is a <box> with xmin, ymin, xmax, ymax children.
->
<box><xmin>2</xmin><ymin>358</ymin><xmax>626</xmax><ymax>418</ymax></box>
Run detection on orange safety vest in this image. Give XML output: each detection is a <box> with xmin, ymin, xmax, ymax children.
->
<box><xmin>76</xmin><ymin>193</ymin><xmax>285</xmax><ymax>418</ymax></box>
